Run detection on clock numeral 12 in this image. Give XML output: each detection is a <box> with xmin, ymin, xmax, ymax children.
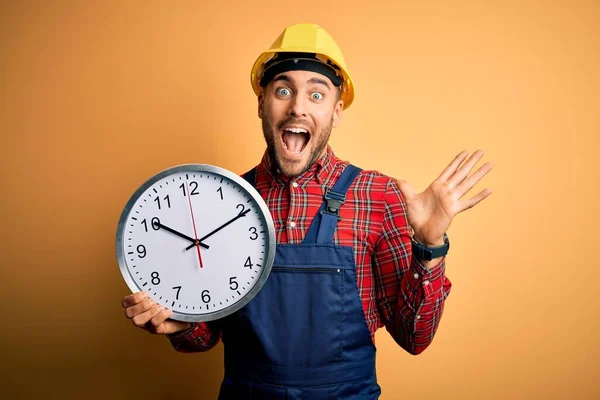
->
<box><xmin>180</xmin><ymin>182</ymin><xmax>199</xmax><ymax>196</ymax></box>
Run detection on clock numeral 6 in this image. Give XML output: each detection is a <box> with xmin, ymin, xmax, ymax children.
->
<box><xmin>141</xmin><ymin>217</ymin><xmax>160</xmax><ymax>232</ymax></box>
<box><xmin>249</xmin><ymin>227</ymin><xmax>258</xmax><ymax>240</ymax></box>
<box><xmin>229</xmin><ymin>277</ymin><xmax>238</xmax><ymax>291</ymax></box>
<box><xmin>137</xmin><ymin>245</ymin><xmax>146</xmax><ymax>258</ymax></box>
<box><xmin>202</xmin><ymin>290</ymin><xmax>211</xmax><ymax>303</ymax></box>
<box><xmin>151</xmin><ymin>271</ymin><xmax>160</xmax><ymax>285</ymax></box>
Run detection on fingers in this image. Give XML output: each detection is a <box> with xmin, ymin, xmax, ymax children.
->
<box><xmin>148</xmin><ymin>308</ymin><xmax>174</xmax><ymax>334</ymax></box>
<box><xmin>122</xmin><ymin>291</ymin><xmax>181</xmax><ymax>335</ymax></box>
<box><xmin>122</xmin><ymin>291</ymin><xmax>148</xmax><ymax>308</ymax></box>
<box><xmin>131</xmin><ymin>304</ymin><xmax>163</xmax><ymax>329</ymax></box>
<box><xmin>447</xmin><ymin>149</ymin><xmax>485</xmax><ymax>188</ymax></box>
<box><xmin>459</xmin><ymin>187</ymin><xmax>493</xmax><ymax>212</ymax></box>
<box><xmin>455</xmin><ymin>161</ymin><xmax>494</xmax><ymax>198</ymax></box>
<box><xmin>124</xmin><ymin>297</ymin><xmax>155</xmax><ymax>319</ymax></box>
<box><xmin>437</xmin><ymin>150</ymin><xmax>469</xmax><ymax>182</ymax></box>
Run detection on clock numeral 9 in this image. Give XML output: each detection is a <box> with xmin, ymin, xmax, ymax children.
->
<box><xmin>249</xmin><ymin>227</ymin><xmax>258</xmax><ymax>240</ymax></box>
<box><xmin>202</xmin><ymin>290</ymin><xmax>211</xmax><ymax>303</ymax></box>
<box><xmin>154</xmin><ymin>195</ymin><xmax>170</xmax><ymax>210</ymax></box>
<box><xmin>151</xmin><ymin>271</ymin><xmax>160</xmax><ymax>285</ymax></box>
<box><xmin>244</xmin><ymin>256</ymin><xmax>253</xmax><ymax>269</ymax></box>
<box><xmin>229</xmin><ymin>277</ymin><xmax>238</xmax><ymax>291</ymax></box>
<box><xmin>137</xmin><ymin>245</ymin><xmax>146</xmax><ymax>258</ymax></box>
<box><xmin>173</xmin><ymin>286</ymin><xmax>181</xmax><ymax>300</ymax></box>
<box><xmin>179</xmin><ymin>182</ymin><xmax>199</xmax><ymax>196</ymax></box>
<box><xmin>141</xmin><ymin>217</ymin><xmax>160</xmax><ymax>232</ymax></box>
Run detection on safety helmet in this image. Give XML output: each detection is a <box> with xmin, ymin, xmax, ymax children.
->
<box><xmin>250</xmin><ymin>23</ymin><xmax>355</xmax><ymax>109</ymax></box>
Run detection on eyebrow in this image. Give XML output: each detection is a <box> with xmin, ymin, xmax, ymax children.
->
<box><xmin>308</xmin><ymin>77</ymin><xmax>331</xmax><ymax>89</ymax></box>
<box><xmin>271</xmin><ymin>74</ymin><xmax>332</xmax><ymax>90</ymax></box>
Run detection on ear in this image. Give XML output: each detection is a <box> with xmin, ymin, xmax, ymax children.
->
<box><xmin>257</xmin><ymin>93</ymin><xmax>264</xmax><ymax>119</ymax></box>
<box><xmin>331</xmin><ymin>99</ymin><xmax>344</xmax><ymax>128</ymax></box>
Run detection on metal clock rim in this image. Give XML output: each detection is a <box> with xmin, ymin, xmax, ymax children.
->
<box><xmin>116</xmin><ymin>163</ymin><xmax>276</xmax><ymax>323</ymax></box>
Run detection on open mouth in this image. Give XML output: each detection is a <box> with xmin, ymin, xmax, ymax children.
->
<box><xmin>281</xmin><ymin>127</ymin><xmax>310</xmax><ymax>155</ymax></box>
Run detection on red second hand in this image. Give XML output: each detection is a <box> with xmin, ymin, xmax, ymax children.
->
<box><xmin>185</xmin><ymin>181</ymin><xmax>203</xmax><ymax>268</ymax></box>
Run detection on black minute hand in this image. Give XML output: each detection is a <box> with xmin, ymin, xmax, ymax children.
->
<box><xmin>156</xmin><ymin>222</ymin><xmax>210</xmax><ymax>249</ymax></box>
<box><xmin>185</xmin><ymin>208</ymin><xmax>251</xmax><ymax>251</ymax></box>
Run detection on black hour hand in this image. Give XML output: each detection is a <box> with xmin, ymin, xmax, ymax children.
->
<box><xmin>155</xmin><ymin>222</ymin><xmax>210</xmax><ymax>249</ymax></box>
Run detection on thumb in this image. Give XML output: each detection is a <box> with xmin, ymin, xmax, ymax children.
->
<box><xmin>396</xmin><ymin>179</ymin><xmax>416</xmax><ymax>204</ymax></box>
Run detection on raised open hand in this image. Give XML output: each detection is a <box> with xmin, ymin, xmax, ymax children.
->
<box><xmin>397</xmin><ymin>150</ymin><xmax>493</xmax><ymax>246</ymax></box>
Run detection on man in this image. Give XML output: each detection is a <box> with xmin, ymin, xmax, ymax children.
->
<box><xmin>121</xmin><ymin>23</ymin><xmax>493</xmax><ymax>399</ymax></box>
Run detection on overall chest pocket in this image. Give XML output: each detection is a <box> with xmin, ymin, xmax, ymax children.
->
<box><xmin>241</xmin><ymin>264</ymin><xmax>346</xmax><ymax>367</ymax></box>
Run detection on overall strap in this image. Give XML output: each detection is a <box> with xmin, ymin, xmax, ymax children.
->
<box><xmin>242</xmin><ymin>167</ymin><xmax>257</xmax><ymax>187</ymax></box>
<box><xmin>303</xmin><ymin>164</ymin><xmax>362</xmax><ymax>245</ymax></box>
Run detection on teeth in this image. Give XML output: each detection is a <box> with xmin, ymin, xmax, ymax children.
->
<box><xmin>285</xmin><ymin>127</ymin><xmax>308</xmax><ymax>133</ymax></box>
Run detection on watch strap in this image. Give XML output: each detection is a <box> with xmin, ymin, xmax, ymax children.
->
<box><xmin>411</xmin><ymin>233</ymin><xmax>450</xmax><ymax>261</ymax></box>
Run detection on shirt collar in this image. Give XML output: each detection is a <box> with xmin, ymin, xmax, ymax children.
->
<box><xmin>259</xmin><ymin>145</ymin><xmax>338</xmax><ymax>187</ymax></box>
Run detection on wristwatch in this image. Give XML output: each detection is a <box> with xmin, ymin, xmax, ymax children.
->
<box><xmin>411</xmin><ymin>233</ymin><xmax>450</xmax><ymax>261</ymax></box>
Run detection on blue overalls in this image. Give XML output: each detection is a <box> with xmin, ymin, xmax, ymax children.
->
<box><xmin>218</xmin><ymin>165</ymin><xmax>381</xmax><ymax>399</ymax></box>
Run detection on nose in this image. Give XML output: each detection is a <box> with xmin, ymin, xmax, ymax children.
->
<box><xmin>288</xmin><ymin>92</ymin><xmax>308</xmax><ymax>118</ymax></box>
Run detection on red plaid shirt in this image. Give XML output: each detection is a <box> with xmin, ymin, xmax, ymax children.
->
<box><xmin>168</xmin><ymin>146</ymin><xmax>452</xmax><ymax>355</ymax></box>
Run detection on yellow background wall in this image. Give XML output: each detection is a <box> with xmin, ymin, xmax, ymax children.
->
<box><xmin>1</xmin><ymin>1</ymin><xmax>598</xmax><ymax>399</ymax></box>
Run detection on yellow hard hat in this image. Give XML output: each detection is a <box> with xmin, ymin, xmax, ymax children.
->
<box><xmin>250</xmin><ymin>23</ymin><xmax>355</xmax><ymax>109</ymax></box>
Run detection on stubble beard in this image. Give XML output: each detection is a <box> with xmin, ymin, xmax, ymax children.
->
<box><xmin>262</xmin><ymin>116</ymin><xmax>333</xmax><ymax>178</ymax></box>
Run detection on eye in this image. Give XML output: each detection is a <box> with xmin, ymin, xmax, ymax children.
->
<box><xmin>276</xmin><ymin>87</ymin><xmax>291</xmax><ymax>97</ymax></box>
<box><xmin>311</xmin><ymin>92</ymin><xmax>323</xmax><ymax>100</ymax></box>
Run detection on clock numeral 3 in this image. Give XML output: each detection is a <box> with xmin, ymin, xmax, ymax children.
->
<box><xmin>202</xmin><ymin>290</ymin><xmax>211</xmax><ymax>303</ymax></box>
<box><xmin>151</xmin><ymin>271</ymin><xmax>160</xmax><ymax>285</ymax></box>
<box><xmin>229</xmin><ymin>277</ymin><xmax>238</xmax><ymax>291</ymax></box>
<box><xmin>249</xmin><ymin>227</ymin><xmax>258</xmax><ymax>240</ymax></box>
<box><xmin>137</xmin><ymin>245</ymin><xmax>146</xmax><ymax>258</ymax></box>
<box><xmin>141</xmin><ymin>217</ymin><xmax>160</xmax><ymax>232</ymax></box>
<box><xmin>244</xmin><ymin>256</ymin><xmax>253</xmax><ymax>269</ymax></box>
<box><xmin>173</xmin><ymin>286</ymin><xmax>181</xmax><ymax>300</ymax></box>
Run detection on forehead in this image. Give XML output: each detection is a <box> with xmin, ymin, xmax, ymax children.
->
<box><xmin>271</xmin><ymin>70</ymin><xmax>333</xmax><ymax>89</ymax></box>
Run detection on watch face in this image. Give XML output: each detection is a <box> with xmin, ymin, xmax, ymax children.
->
<box><xmin>116</xmin><ymin>164</ymin><xmax>276</xmax><ymax>322</ymax></box>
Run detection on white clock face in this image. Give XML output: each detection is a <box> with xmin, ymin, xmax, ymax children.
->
<box><xmin>116</xmin><ymin>164</ymin><xmax>276</xmax><ymax>322</ymax></box>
